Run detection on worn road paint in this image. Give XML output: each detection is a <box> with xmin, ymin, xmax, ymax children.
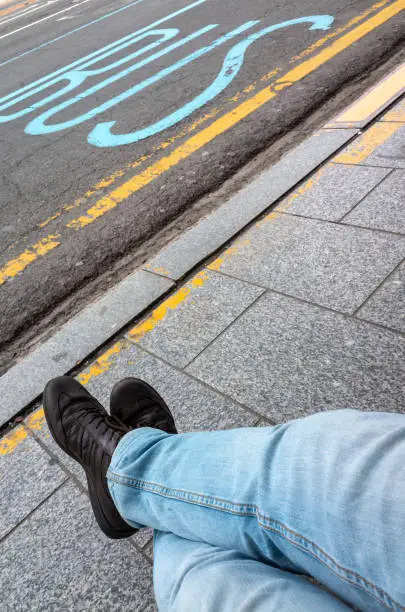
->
<box><xmin>0</xmin><ymin>271</ymin><xmax>207</xmax><ymax>453</ymax></box>
<box><xmin>88</xmin><ymin>16</ymin><xmax>333</xmax><ymax>147</ymax></box>
<box><xmin>128</xmin><ymin>270</ymin><xmax>209</xmax><ymax>342</ymax></box>
<box><xmin>27</xmin><ymin>1</ymin><xmax>395</xmax><ymax>233</ymax></box>
<box><xmin>0</xmin><ymin>0</ymin><xmax>41</xmax><ymax>19</ymax></box>
<box><xmin>2</xmin><ymin>15</ymin><xmax>332</xmax><ymax>143</ymax></box>
<box><xmin>276</xmin><ymin>166</ymin><xmax>328</xmax><ymax>212</ymax></box>
<box><xmin>0</xmin><ymin>0</ymin><xmax>93</xmax><ymax>42</ymax></box>
<box><xmin>332</xmin><ymin>121</ymin><xmax>403</xmax><ymax>164</ymax></box>
<box><xmin>207</xmin><ymin>212</ymin><xmax>286</xmax><ymax>271</ymax></box>
<box><xmin>328</xmin><ymin>63</ymin><xmax>405</xmax><ymax>126</ymax></box>
<box><xmin>35</xmin><ymin>71</ymin><xmax>284</xmax><ymax>230</ymax></box>
<box><xmin>26</xmin><ymin>22</ymin><xmax>256</xmax><ymax>136</ymax></box>
<box><xmin>1</xmin><ymin>342</ymin><xmax>128</xmax><ymax>454</ymax></box>
<box><xmin>0</xmin><ymin>235</ymin><xmax>60</xmax><ymax>284</ymax></box>
<box><xmin>208</xmin><ymin>239</ymin><xmax>252</xmax><ymax>272</ymax></box>
<box><xmin>69</xmin><ymin>0</ymin><xmax>405</xmax><ymax>228</ymax></box>
<box><xmin>0</xmin><ymin>426</ymin><xmax>27</xmax><ymax>455</ymax></box>
<box><xmin>0</xmin><ymin>0</ymin><xmax>208</xmax><ymax>114</ymax></box>
<box><xmin>25</xmin><ymin>407</ymin><xmax>46</xmax><ymax>431</ymax></box>
<box><xmin>77</xmin><ymin>340</ymin><xmax>129</xmax><ymax>385</ymax></box>
<box><xmin>288</xmin><ymin>0</ymin><xmax>390</xmax><ymax>64</ymax></box>
<box><xmin>1</xmin><ymin>0</ymin><xmax>404</xmax><ymax>284</ymax></box>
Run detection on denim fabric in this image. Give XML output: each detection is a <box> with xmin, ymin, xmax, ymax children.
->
<box><xmin>107</xmin><ymin>410</ymin><xmax>405</xmax><ymax>611</ymax></box>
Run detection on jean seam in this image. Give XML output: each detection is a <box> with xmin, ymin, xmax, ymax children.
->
<box><xmin>107</xmin><ymin>472</ymin><xmax>404</xmax><ymax>611</ymax></box>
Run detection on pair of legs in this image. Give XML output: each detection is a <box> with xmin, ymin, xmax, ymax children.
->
<box><xmin>44</xmin><ymin>378</ymin><xmax>405</xmax><ymax>611</ymax></box>
<box><xmin>108</xmin><ymin>410</ymin><xmax>405</xmax><ymax>611</ymax></box>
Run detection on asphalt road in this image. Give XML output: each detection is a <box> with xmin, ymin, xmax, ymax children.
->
<box><xmin>0</xmin><ymin>0</ymin><xmax>404</xmax><ymax>370</ymax></box>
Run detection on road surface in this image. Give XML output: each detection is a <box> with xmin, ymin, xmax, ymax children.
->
<box><xmin>0</xmin><ymin>0</ymin><xmax>404</xmax><ymax>369</ymax></box>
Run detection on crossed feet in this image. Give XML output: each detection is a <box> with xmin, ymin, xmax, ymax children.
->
<box><xmin>43</xmin><ymin>376</ymin><xmax>177</xmax><ymax>539</ymax></box>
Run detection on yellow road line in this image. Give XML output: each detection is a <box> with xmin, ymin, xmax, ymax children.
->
<box><xmin>77</xmin><ymin>340</ymin><xmax>129</xmax><ymax>385</ymax></box>
<box><xmin>288</xmin><ymin>0</ymin><xmax>391</xmax><ymax>62</ymax></box>
<box><xmin>38</xmin><ymin>71</ymin><xmax>282</xmax><ymax>231</ymax></box>
<box><xmin>328</xmin><ymin>63</ymin><xmax>405</xmax><ymax>126</ymax></box>
<box><xmin>0</xmin><ymin>271</ymin><xmax>211</xmax><ymax>454</ymax></box>
<box><xmin>25</xmin><ymin>408</ymin><xmax>46</xmax><ymax>431</ymax></box>
<box><xmin>0</xmin><ymin>235</ymin><xmax>60</xmax><ymax>284</ymax></box>
<box><xmin>332</xmin><ymin>121</ymin><xmax>402</xmax><ymax>164</ymax></box>
<box><xmin>36</xmin><ymin>0</ymin><xmax>393</xmax><ymax>232</ymax></box>
<box><xmin>1</xmin><ymin>0</ymin><xmax>401</xmax><ymax>285</ymax></box>
<box><xmin>3</xmin><ymin>0</ymin><xmax>404</xmax><ymax>455</ymax></box>
<box><xmin>275</xmin><ymin>166</ymin><xmax>328</xmax><ymax>212</ymax></box>
<box><xmin>34</xmin><ymin>1</ymin><xmax>392</xmax><ymax>234</ymax></box>
<box><xmin>0</xmin><ymin>275</ymin><xmax>210</xmax><ymax>455</ymax></box>
<box><xmin>1</xmin><ymin>2</ymin><xmax>404</xmax><ymax>279</ymax></box>
<box><xmin>69</xmin><ymin>0</ymin><xmax>405</xmax><ymax>229</ymax></box>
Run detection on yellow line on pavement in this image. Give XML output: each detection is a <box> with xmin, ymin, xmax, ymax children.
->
<box><xmin>37</xmin><ymin>70</ymin><xmax>283</xmax><ymax>231</ymax></box>
<box><xmin>25</xmin><ymin>408</ymin><xmax>46</xmax><ymax>431</ymax></box>
<box><xmin>332</xmin><ymin>121</ymin><xmax>402</xmax><ymax>164</ymax></box>
<box><xmin>0</xmin><ymin>274</ymin><xmax>211</xmax><ymax>455</ymax></box>
<box><xmin>77</xmin><ymin>340</ymin><xmax>129</xmax><ymax>385</ymax></box>
<box><xmin>328</xmin><ymin>63</ymin><xmax>405</xmax><ymax>126</ymax></box>
<box><xmin>275</xmin><ymin>166</ymin><xmax>328</xmax><ymax>212</ymax></box>
<box><xmin>288</xmin><ymin>0</ymin><xmax>391</xmax><ymax>62</ymax></box>
<box><xmin>66</xmin><ymin>0</ymin><xmax>405</xmax><ymax>229</ymax></box>
<box><xmin>0</xmin><ymin>0</ymin><xmax>402</xmax><ymax>286</ymax></box>
<box><xmin>0</xmin><ymin>426</ymin><xmax>27</xmax><ymax>455</ymax></box>
<box><xmin>128</xmin><ymin>270</ymin><xmax>209</xmax><ymax>342</ymax></box>
<box><xmin>3</xmin><ymin>0</ymin><xmax>404</xmax><ymax>456</ymax></box>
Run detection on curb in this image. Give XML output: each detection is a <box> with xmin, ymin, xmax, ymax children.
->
<box><xmin>1</xmin><ymin>61</ymin><xmax>404</xmax><ymax>428</ymax></box>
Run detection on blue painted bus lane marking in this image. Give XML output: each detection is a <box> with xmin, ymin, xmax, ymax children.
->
<box><xmin>0</xmin><ymin>29</ymin><xmax>182</xmax><ymax>122</ymax></box>
<box><xmin>0</xmin><ymin>8</ymin><xmax>334</xmax><ymax>148</ymax></box>
<box><xmin>24</xmin><ymin>21</ymin><xmax>258</xmax><ymax>135</ymax></box>
<box><xmin>0</xmin><ymin>0</ymin><xmax>209</xmax><ymax>98</ymax></box>
<box><xmin>88</xmin><ymin>14</ymin><xmax>334</xmax><ymax>147</ymax></box>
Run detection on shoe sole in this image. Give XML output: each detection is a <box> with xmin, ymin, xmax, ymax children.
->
<box><xmin>43</xmin><ymin>377</ymin><xmax>135</xmax><ymax>540</ymax></box>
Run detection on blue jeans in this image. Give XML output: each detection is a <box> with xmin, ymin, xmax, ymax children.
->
<box><xmin>107</xmin><ymin>409</ymin><xmax>405</xmax><ymax>611</ymax></box>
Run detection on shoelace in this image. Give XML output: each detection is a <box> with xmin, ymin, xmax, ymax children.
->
<box><xmin>80</xmin><ymin>406</ymin><xmax>130</xmax><ymax>444</ymax></box>
<box><xmin>105</xmin><ymin>414</ymin><xmax>131</xmax><ymax>434</ymax></box>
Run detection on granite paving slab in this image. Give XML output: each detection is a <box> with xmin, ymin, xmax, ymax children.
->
<box><xmin>128</xmin><ymin>270</ymin><xmax>263</xmax><ymax>368</ymax></box>
<box><xmin>186</xmin><ymin>292</ymin><xmax>405</xmax><ymax>423</ymax></box>
<box><xmin>343</xmin><ymin>170</ymin><xmax>405</xmax><ymax>234</ymax></box>
<box><xmin>338</xmin><ymin>123</ymin><xmax>405</xmax><ymax>168</ymax></box>
<box><xmin>0</xmin><ymin>480</ymin><xmax>153</xmax><ymax>611</ymax></box>
<box><xmin>211</xmin><ymin>213</ymin><xmax>405</xmax><ymax>313</ymax></box>
<box><xmin>276</xmin><ymin>163</ymin><xmax>390</xmax><ymax>221</ymax></box>
<box><xmin>0</xmin><ymin>427</ymin><xmax>66</xmax><ymax>539</ymax></box>
<box><xmin>357</xmin><ymin>261</ymin><xmax>405</xmax><ymax>333</ymax></box>
<box><xmin>25</xmin><ymin>408</ymin><xmax>87</xmax><ymax>488</ymax></box>
<box><xmin>82</xmin><ymin>342</ymin><xmax>260</xmax><ymax>431</ymax></box>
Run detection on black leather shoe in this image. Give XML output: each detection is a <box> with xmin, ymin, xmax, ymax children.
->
<box><xmin>43</xmin><ymin>376</ymin><xmax>136</xmax><ymax>539</ymax></box>
<box><xmin>110</xmin><ymin>378</ymin><xmax>177</xmax><ymax>434</ymax></box>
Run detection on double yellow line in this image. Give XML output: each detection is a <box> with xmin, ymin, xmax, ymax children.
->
<box><xmin>1</xmin><ymin>0</ymin><xmax>404</xmax><ymax>285</ymax></box>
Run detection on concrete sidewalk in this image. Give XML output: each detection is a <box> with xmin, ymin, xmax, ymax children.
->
<box><xmin>1</xmin><ymin>92</ymin><xmax>405</xmax><ymax>609</ymax></box>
